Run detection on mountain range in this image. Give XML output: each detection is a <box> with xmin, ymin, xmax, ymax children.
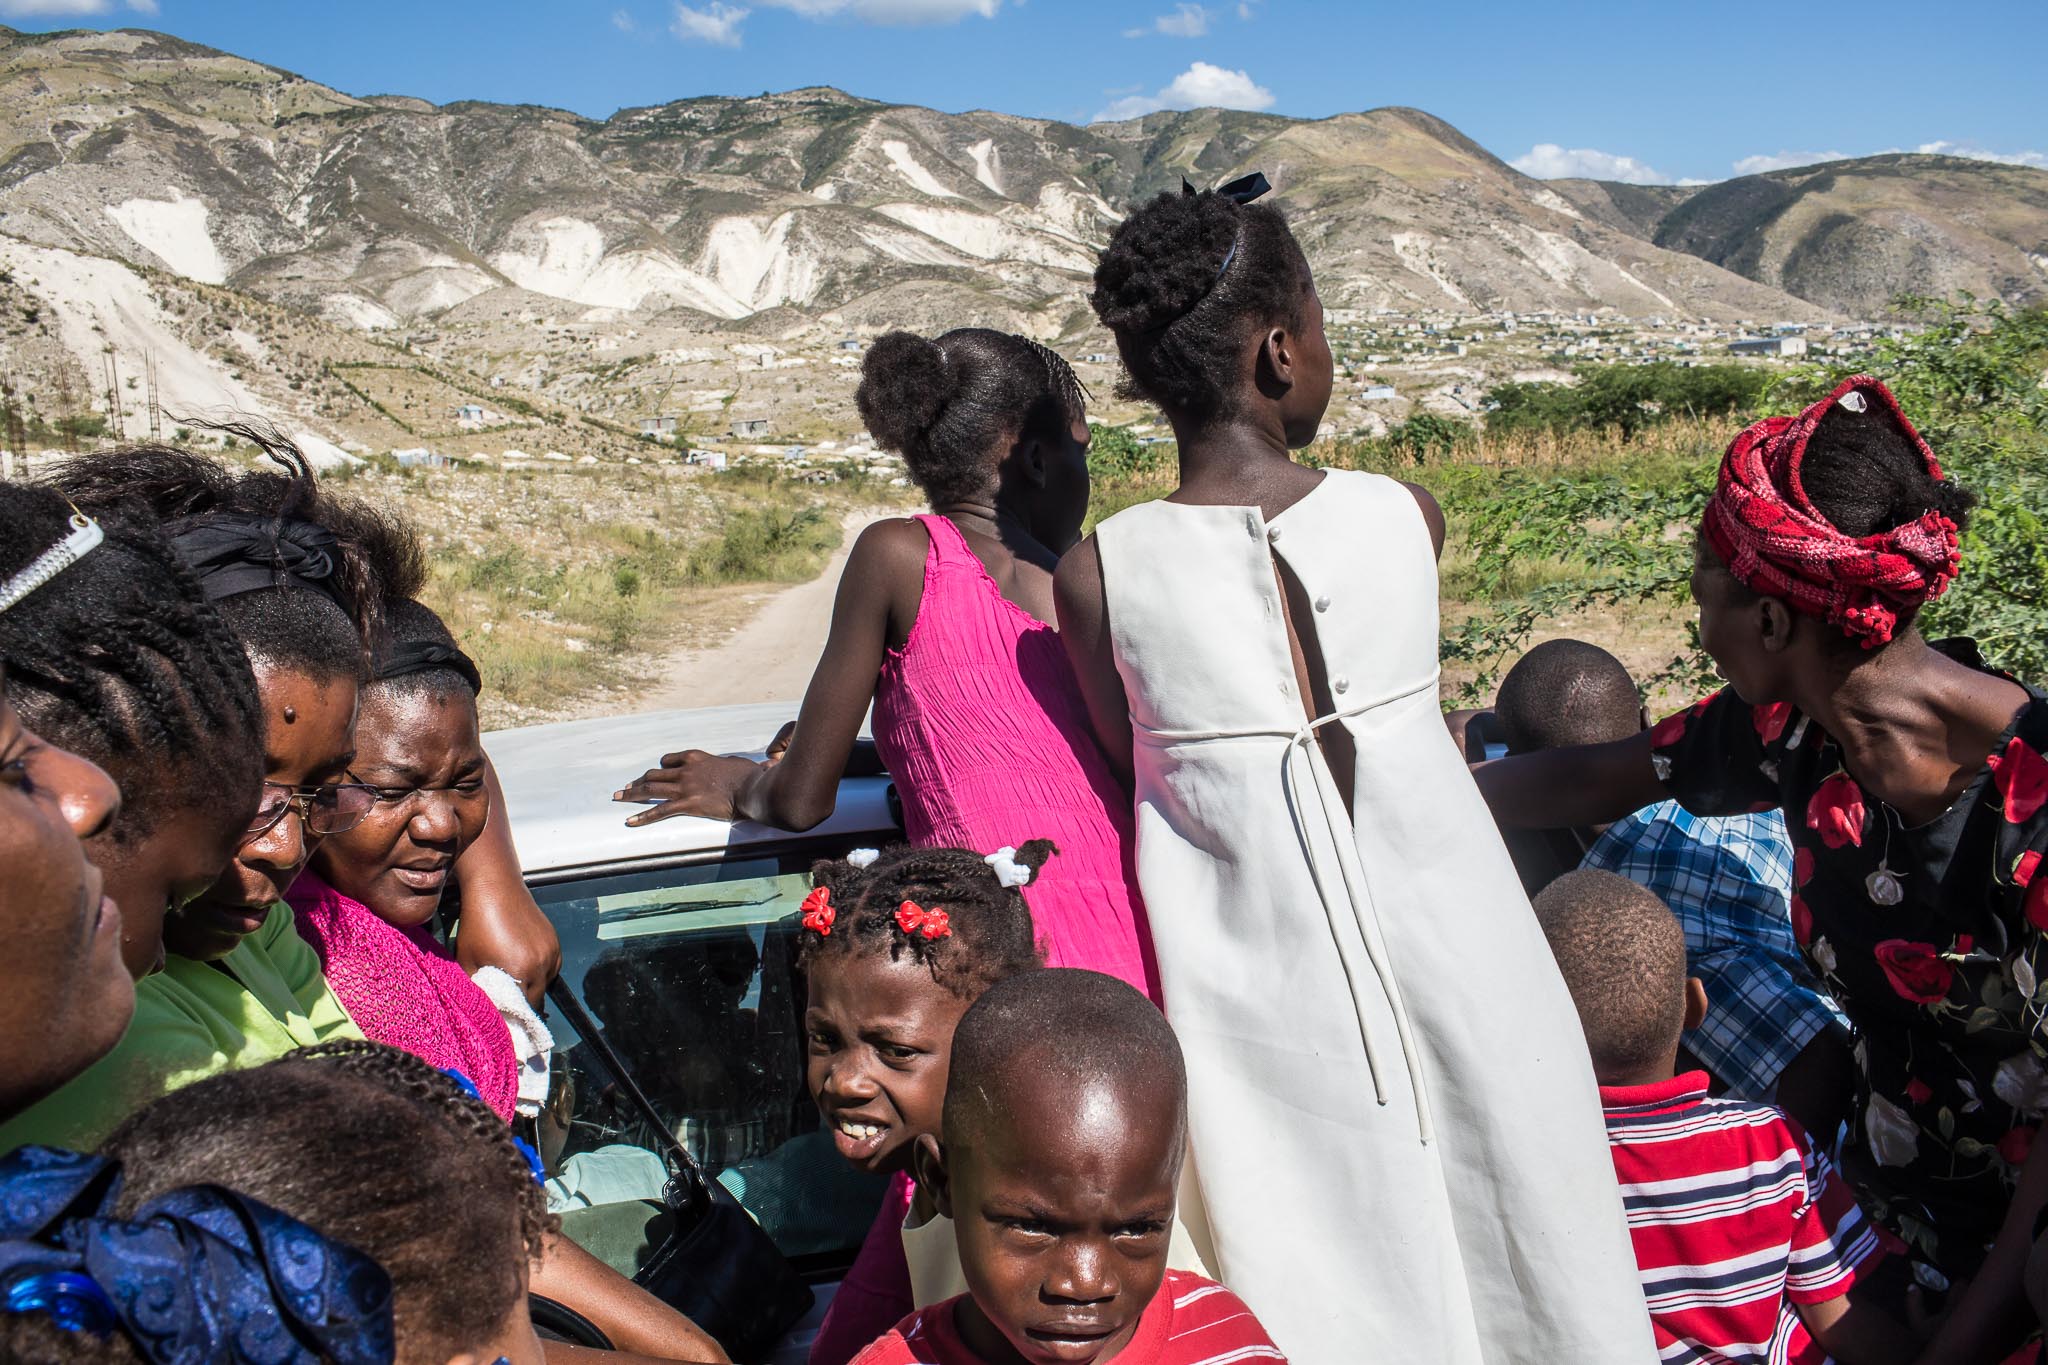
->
<box><xmin>0</xmin><ymin>23</ymin><xmax>2040</xmax><ymax>342</ymax></box>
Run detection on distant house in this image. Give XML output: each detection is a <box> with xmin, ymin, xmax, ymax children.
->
<box><xmin>1079</xmin><ymin>353</ymin><xmax>1113</xmax><ymax>363</ymax></box>
<box><xmin>1359</xmin><ymin>385</ymin><xmax>1398</xmax><ymax>401</ymax></box>
<box><xmin>730</xmin><ymin>416</ymin><xmax>772</xmax><ymax>439</ymax></box>
<box><xmin>455</xmin><ymin>404</ymin><xmax>487</xmax><ymax>423</ymax></box>
<box><xmin>640</xmin><ymin>415</ymin><xmax>680</xmax><ymax>438</ymax></box>
<box><xmin>685</xmin><ymin>449</ymin><xmax>728</xmax><ymax>470</ymax></box>
<box><xmin>1729</xmin><ymin>336</ymin><xmax>1809</xmax><ymax>358</ymax></box>
<box><xmin>391</xmin><ymin>447</ymin><xmax>449</xmax><ymax>468</ymax></box>
<box><xmin>837</xmin><ymin>339</ymin><xmax>863</xmax><ymax>351</ymax></box>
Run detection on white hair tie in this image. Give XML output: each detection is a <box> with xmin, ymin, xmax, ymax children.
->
<box><xmin>846</xmin><ymin>848</ymin><xmax>879</xmax><ymax>870</ymax></box>
<box><xmin>984</xmin><ymin>846</ymin><xmax>1033</xmax><ymax>889</ymax></box>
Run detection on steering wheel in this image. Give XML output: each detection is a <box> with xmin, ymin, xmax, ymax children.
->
<box><xmin>529</xmin><ymin>1294</ymin><xmax>614</xmax><ymax>1349</ymax></box>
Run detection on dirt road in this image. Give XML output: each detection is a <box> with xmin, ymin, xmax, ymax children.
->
<box><xmin>634</xmin><ymin>508</ymin><xmax>885</xmax><ymax>712</ymax></box>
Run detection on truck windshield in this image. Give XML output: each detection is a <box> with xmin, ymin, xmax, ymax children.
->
<box><xmin>531</xmin><ymin>851</ymin><xmax>890</xmax><ymax>1276</ymax></box>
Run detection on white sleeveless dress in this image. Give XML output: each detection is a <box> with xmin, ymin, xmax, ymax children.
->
<box><xmin>1093</xmin><ymin>469</ymin><xmax>1652</xmax><ymax>1364</ymax></box>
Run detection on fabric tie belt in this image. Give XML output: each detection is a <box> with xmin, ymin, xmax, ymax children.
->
<box><xmin>1134</xmin><ymin>675</ymin><xmax>1438</xmax><ymax>1145</ymax></box>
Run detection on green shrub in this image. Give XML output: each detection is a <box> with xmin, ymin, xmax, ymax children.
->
<box><xmin>1440</xmin><ymin>299</ymin><xmax>2048</xmax><ymax>695</ymax></box>
<box><xmin>1485</xmin><ymin>362</ymin><xmax>1772</xmax><ymax>441</ymax></box>
<box><xmin>1086</xmin><ymin>424</ymin><xmax>1167</xmax><ymax>480</ymax></box>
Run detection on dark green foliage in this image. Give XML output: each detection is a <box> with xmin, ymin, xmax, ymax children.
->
<box><xmin>1485</xmin><ymin>362</ymin><xmax>1773</xmax><ymax>441</ymax></box>
<box><xmin>1443</xmin><ymin>299</ymin><xmax>2048</xmax><ymax>696</ymax></box>
<box><xmin>1084</xmin><ymin>424</ymin><xmax>1166</xmax><ymax>479</ymax></box>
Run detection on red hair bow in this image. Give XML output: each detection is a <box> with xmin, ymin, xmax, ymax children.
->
<box><xmin>799</xmin><ymin>886</ymin><xmax>834</xmax><ymax>936</ymax></box>
<box><xmin>895</xmin><ymin>900</ymin><xmax>951</xmax><ymax>941</ymax></box>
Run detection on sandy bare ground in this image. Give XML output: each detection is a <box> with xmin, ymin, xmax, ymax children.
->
<box><xmin>634</xmin><ymin>508</ymin><xmax>886</xmax><ymax>713</ymax></box>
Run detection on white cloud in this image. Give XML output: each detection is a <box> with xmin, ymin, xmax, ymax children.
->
<box><xmin>1093</xmin><ymin>60</ymin><xmax>1274</xmax><ymax>122</ymax></box>
<box><xmin>671</xmin><ymin>0</ymin><xmax>748</xmax><ymax>44</ymax></box>
<box><xmin>1910</xmin><ymin>139</ymin><xmax>2047</xmax><ymax>169</ymax></box>
<box><xmin>1125</xmin><ymin>3</ymin><xmax>1209</xmax><ymax>37</ymax></box>
<box><xmin>1237</xmin><ymin>0</ymin><xmax>1258</xmax><ymax>15</ymax></box>
<box><xmin>754</xmin><ymin>0</ymin><xmax>999</xmax><ymax>22</ymax></box>
<box><xmin>0</xmin><ymin>0</ymin><xmax>156</xmax><ymax>14</ymax></box>
<box><xmin>1510</xmin><ymin>143</ymin><xmax>1672</xmax><ymax>185</ymax></box>
<box><xmin>1728</xmin><ymin>141</ymin><xmax>2047</xmax><ymax>177</ymax></box>
<box><xmin>1731</xmin><ymin>149</ymin><xmax>1851</xmax><ymax>175</ymax></box>
<box><xmin>612</xmin><ymin>8</ymin><xmax>636</xmax><ymax>30</ymax></box>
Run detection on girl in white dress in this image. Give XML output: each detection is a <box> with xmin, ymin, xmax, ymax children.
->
<box><xmin>1053</xmin><ymin>179</ymin><xmax>1653</xmax><ymax>1364</ymax></box>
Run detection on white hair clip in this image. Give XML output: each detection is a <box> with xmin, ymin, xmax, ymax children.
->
<box><xmin>984</xmin><ymin>846</ymin><xmax>1033</xmax><ymax>889</ymax></box>
<box><xmin>846</xmin><ymin>848</ymin><xmax>879</xmax><ymax>870</ymax></box>
<box><xmin>1838</xmin><ymin>390</ymin><xmax>1868</xmax><ymax>413</ymax></box>
<box><xmin>0</xmin><ymin>513</ymin><xmax>103</xmax><ymax>616</ymax></box>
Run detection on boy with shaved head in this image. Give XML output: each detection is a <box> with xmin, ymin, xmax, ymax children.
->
<box><xmin>852</xmin><ymin>968</ymin><xmax>1285</xmax><ymax>1365</ymax></box>
<box><xmin>1534</xmin><ymin>871</ymin><xmax>1907</xmax><ymax>1365</ymax></box>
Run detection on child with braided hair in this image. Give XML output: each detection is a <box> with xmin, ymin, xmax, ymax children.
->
<box><xmin>616</xmin><ymin>329</ymin><xmax>1157</xmax><ymax>1004</ymax></box>
<box><xmin>0</xmin><ymin>482</ymin><xmax>264</xmax><ymax>982</ymax></box>
<box><xmin>1059</xmin><ymin>181</ymin><xmax>1649</xmax><ymax>1362</ymax></box>
<box><xmin>803</xmin><ymin>843</ymin><xmax>1205</xmax><ymax>1365</ymax></box>
<box><xmin>0</xmin><ymin>442</ymin><xmax>383</xmax><ymax>1156</ymax></box>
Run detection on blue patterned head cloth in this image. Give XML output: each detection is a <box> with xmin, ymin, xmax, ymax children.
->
<box><xmin>0</xmin><ymin>1145</ymin><xmax>395</xmax><ymax>1364</ymax></box>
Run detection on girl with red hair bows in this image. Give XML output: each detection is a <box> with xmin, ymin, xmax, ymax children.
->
<box><xmin>1478</xmin><ymin>376</ymin><xmax>2048</xmax><ymax>1360</ymax></box>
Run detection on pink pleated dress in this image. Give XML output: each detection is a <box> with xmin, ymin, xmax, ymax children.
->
<box><xmin>871</xmin><ymin>514</ymin><xmax>1158</xmax><ymax>1003</ymax></box>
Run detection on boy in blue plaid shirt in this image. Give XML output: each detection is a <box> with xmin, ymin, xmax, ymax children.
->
<box><xmin>1487</xmin><ymin>640</ymin><xmax>1853</xmax><ymax>1136</ymax></box>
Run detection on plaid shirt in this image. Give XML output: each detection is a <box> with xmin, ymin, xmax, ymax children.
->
<box><xmin>1583</xmin><ymin>802</ymin><xmax>1848</xmax><ymax>1100</ymax></box>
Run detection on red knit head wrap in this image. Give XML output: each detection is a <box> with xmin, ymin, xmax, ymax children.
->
<box><xmin>1700</xmin><ymin>374</ymin><xmax>1961</xmax><ymax>650</ymax></box>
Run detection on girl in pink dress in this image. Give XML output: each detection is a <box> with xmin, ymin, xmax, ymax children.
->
<box><xmin>616</xmin><ymin>329</ymin><xmax>1156</xmax><ymax>1003</ymax></box>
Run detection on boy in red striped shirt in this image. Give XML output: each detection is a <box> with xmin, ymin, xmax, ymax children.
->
<box><xmin>1535</xmin><ymin>870</ymin><xmax>1909</xmax><ymax>1365</ymax></box>
<box><xmin>850</xmin><ymin>968</ymin><xmax>1285</xmax><ymax>1365</ymax></box>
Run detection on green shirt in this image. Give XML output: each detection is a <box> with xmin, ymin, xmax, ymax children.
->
<box><xmin>0</xmin><ymin>902</ymin><xmax>363</xmax><ymax>1153</ymax></box>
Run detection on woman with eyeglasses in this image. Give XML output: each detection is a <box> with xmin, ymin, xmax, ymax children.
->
<box><xmin>287</xmin><ymin>598</ymin><xmax>536</xmax><ymax>1122</ymax></box>
<box><xmin>0</xmin><ymin>447</ymin><xmax>381</xmax><ymax>1153</ymax></box>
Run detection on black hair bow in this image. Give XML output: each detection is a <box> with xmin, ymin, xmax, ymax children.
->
<box><xmin>168</xmin><ymin>512</ymin><xmax>348</xmax><ymax>609</ymax></box>
<box><xmin>374</xmin><ymin>638</ymin><xmax>484</xmax><ymax>697</ymax></box>
<box><xmin>1180</xmin><ymin>171</ymin><xmax>1271</xmax><ymax>203</ymax></box>
<box><xmin>0</xmin><ymin>1146</ymin><xmax>395</xmax><ymax>1364</ymax></box>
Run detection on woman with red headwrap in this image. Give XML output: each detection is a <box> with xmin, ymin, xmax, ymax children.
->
<box><xmin>1477</xmin><ymin>375</ymin><xmax>2047</xmax><ymax>1359</ymax></box>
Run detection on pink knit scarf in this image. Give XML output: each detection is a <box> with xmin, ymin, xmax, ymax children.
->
<box><xmin>288</xmin><ymin>871</ymin><xmax>518</xmax><ymax>1122</ymax></box>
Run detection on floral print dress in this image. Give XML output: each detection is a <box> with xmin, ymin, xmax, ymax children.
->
<box><xmin>1651</xmin><ymin>639</ymin><xmax>2048</xmax><ymax>1283</ymax></box>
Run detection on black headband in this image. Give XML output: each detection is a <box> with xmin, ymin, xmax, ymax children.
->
<box><xmin>1147</xmin><ymin>171</ymin><xmax>1275</xmax><ymax>329</ymax></box>
<box><xmin>1180</xmin><ymin>171</ymin><xmax>1271</xmax><ymax>205</ymax></box>
<box><xmin>168</xmin><ymin>512</ymin><xmax>348</xmax><ymax>610</ymax></box>
<box><xmin>373</xmin><ymin>639</ymin><xmax>483</xmax><ymax>697</ymax></box>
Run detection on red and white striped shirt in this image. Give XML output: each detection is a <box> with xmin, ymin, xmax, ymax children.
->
<box><xmin>847</xmin><ymin>1269</ymin><xmax>1286</xmax><ymax>1365</ymax></box>
<box><xmin>1603</xmin><ymin>1071</ymin><xmax>1883</xmax><ymax>1365</ymax></box>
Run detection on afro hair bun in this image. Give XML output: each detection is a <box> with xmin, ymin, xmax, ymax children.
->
<box><xmin>857</xmin><ymin>331</ymin><xmax>960</xmax><ymax>458</ymax></box>
<box><xmin>1089</xmin><ymin>191</ymin><xmax>1240</xmax><ymax>339</ymax></box>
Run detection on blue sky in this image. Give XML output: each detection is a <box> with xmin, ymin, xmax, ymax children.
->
<box><xmin>3</xmin><ymin>0</ymin><xmax>2041</xmax><ymax>183</ymax></box>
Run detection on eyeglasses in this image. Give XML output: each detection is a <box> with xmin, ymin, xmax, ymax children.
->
<box><xmin>245</xmin><ymin>780</ymin><xmax>376</xmax><ymax>838</ymax></box>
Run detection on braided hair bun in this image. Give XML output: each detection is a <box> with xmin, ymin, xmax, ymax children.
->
<box><xmin>1089</xmin><ymin>191</ymin><xmax>1241</xmax><ymax>339</ymax></box>
<box><xmin>858</xmin><ymin>331</ymin><xmax>958</xmax><ymax>458</ymax></box>
<box><xmin>1091</xmin><ymin>186</ymin><xmax>1313</xmax><ymax>420</ymax></box>
<box><xmin>856</xmin><ymin>330</ymin><xmax>1087</xmax><ymax>507</ymax></box>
